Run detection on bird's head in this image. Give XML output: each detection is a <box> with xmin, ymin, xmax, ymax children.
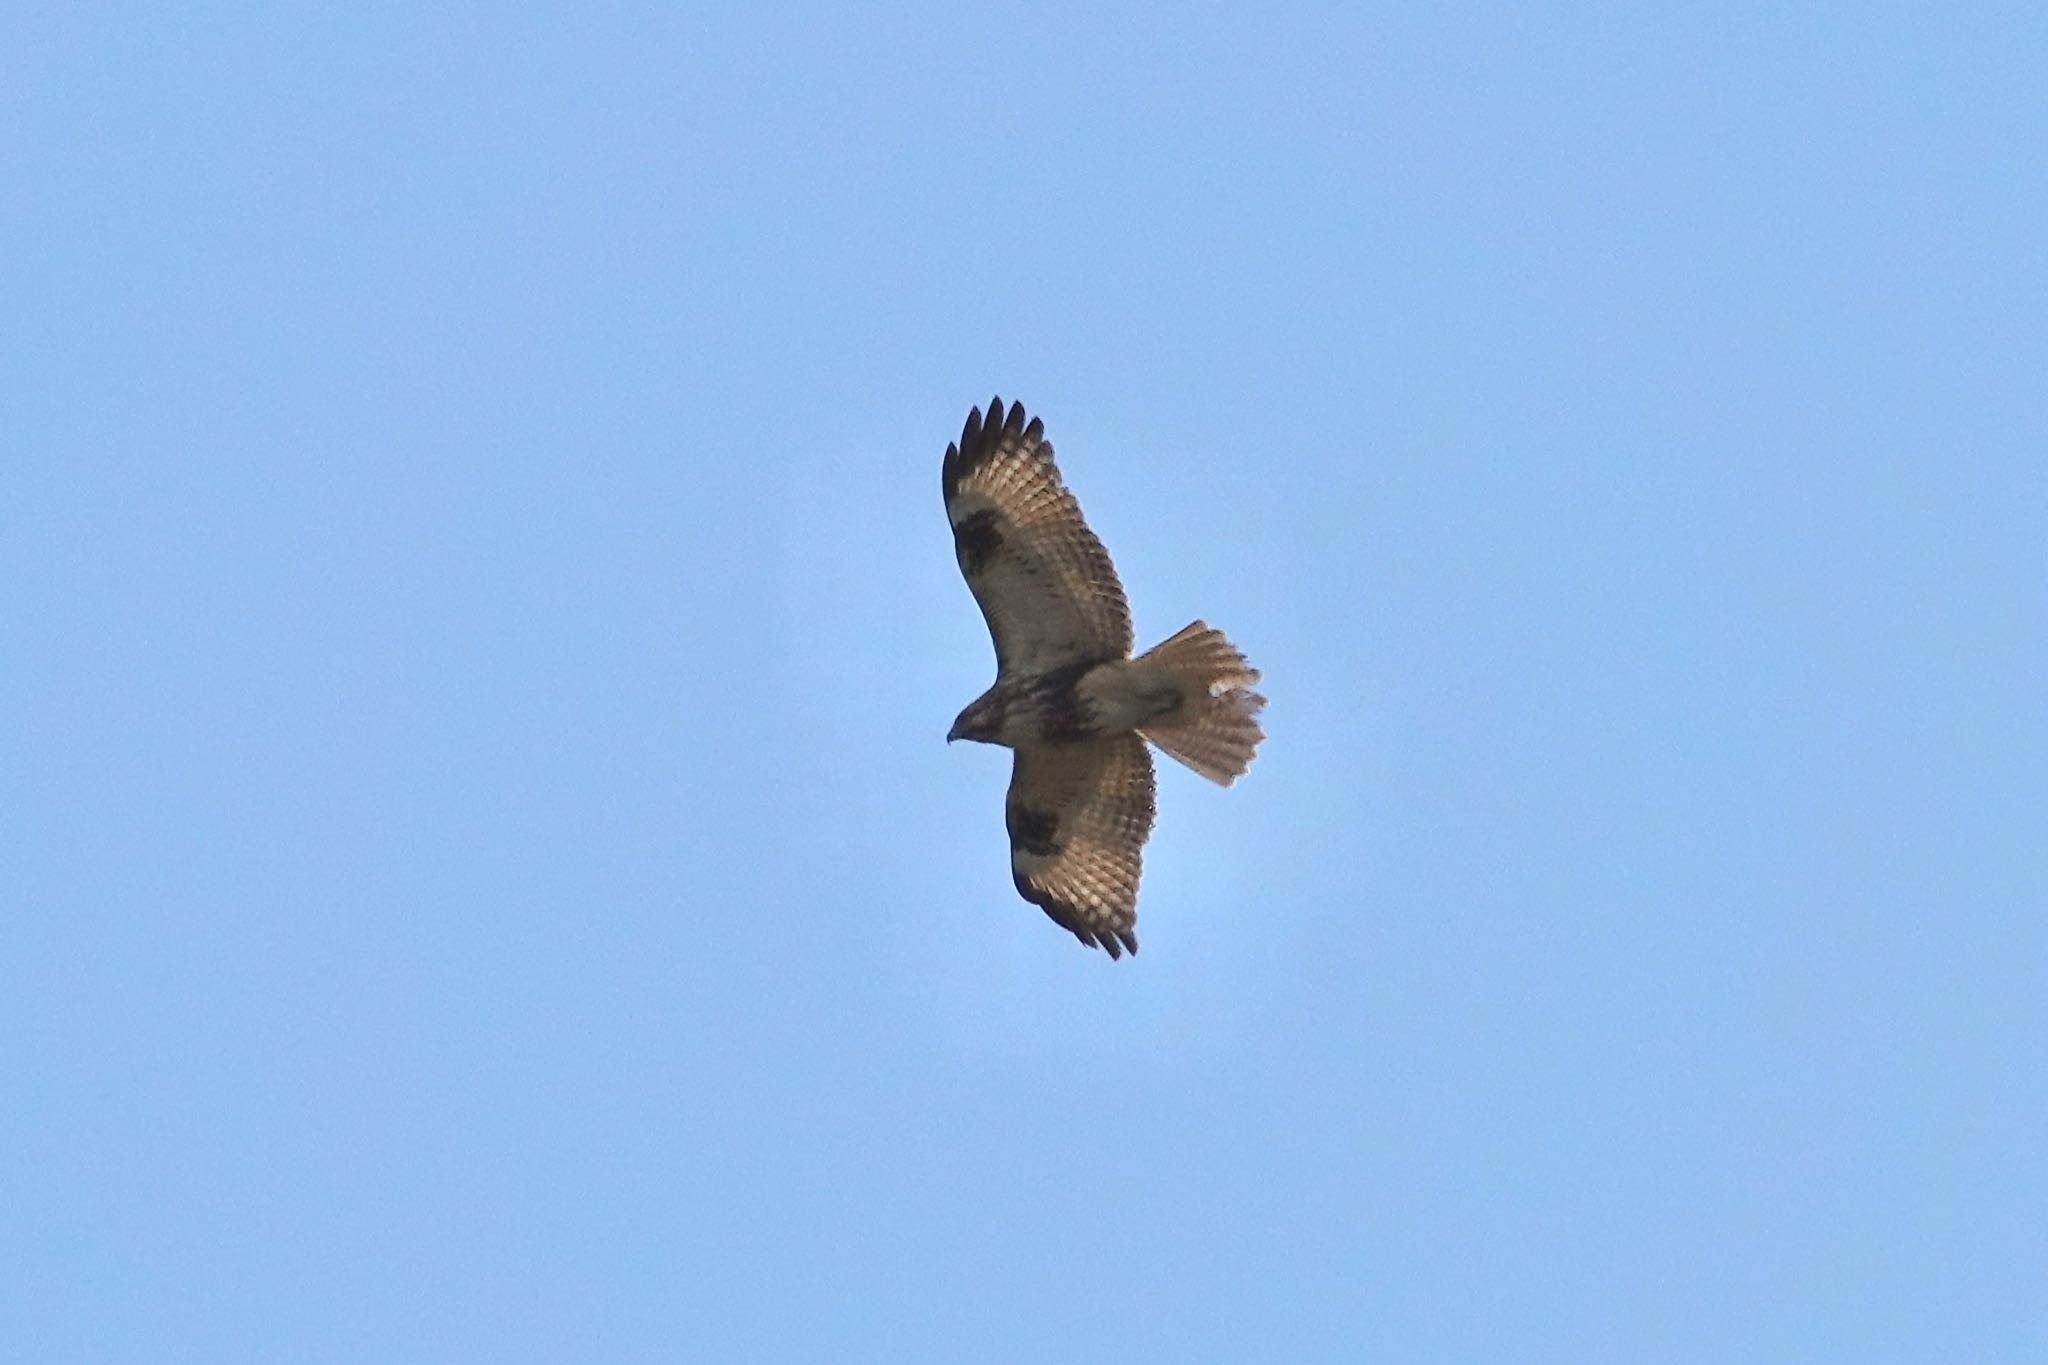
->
<box><xmin>947</xmin><ymin>691</ymin><xmax>1004</xmax><ymax>745</ymax></box>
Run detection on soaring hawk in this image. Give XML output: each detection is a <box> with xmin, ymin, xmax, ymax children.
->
<box><xmin>943</xmin><ymin>397</ymin><xmax>1266</xmax><ymax>957</ymax></box>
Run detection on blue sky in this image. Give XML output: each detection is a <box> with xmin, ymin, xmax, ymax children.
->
<box><xmin>6</xmin><ymin>4</ymin><xmax>2045</xmax><ymax>1361</ymax></box>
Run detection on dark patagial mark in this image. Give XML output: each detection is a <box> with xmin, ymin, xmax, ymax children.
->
<box><xmin>952</xmin><ymin>509</ymin><xmax>1004</xmax><ymax>574</ymax></box>
<box><xmin>1006</xmin><ymin>804</ymin><xmax>1061</xmax><ymax>858</ymax></box>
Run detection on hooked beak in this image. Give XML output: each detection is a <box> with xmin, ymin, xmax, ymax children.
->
<box><xmin>946</xmin><ymin>721</ymin><xmax>962</xmax><ymax>744</ymax></box>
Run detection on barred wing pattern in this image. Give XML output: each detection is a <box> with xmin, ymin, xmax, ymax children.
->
<box><xmin>942</xmin><ymin>397</ymin><xmax>1133</xmax><ymax>672</ymax></box>
<box><xmin>1006</xmin><ymin>737</ymin><xmax>1157</xmax><ymax>958</ymax></box>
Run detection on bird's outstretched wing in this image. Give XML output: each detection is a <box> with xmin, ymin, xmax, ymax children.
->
<box><xmin>1006</xmin><ymin>736</ymin><xmax>1156</xmax><ymax>958</ymax></box>
<box><xmin>943</xmin><ymin>397</ymin><xmax>1133</xmax><ymax>672</ymax></box>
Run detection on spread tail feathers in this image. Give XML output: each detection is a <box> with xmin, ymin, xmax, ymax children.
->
<box><xmin>1135</xmin><ymin>621</ymin><xmax>1267</xmax><ymax>786</ymax></box>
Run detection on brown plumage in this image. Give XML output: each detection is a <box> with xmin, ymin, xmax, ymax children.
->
<box><xmin>943</xmin><ymin>397</ymin><xmax>1266</xmax><ymax>958</ymax></box>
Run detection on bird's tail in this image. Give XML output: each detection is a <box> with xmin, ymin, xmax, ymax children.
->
<box><xmin>1135</xmin><ymin>620</ymin><xmax>1267</xmax><ymax>786</ymax></box>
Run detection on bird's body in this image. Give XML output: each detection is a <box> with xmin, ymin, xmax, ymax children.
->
<box><xmin>942</xmin><ymin>397</ymin><xmax>1265</xmax><ymax>957</ymax></box>
<box><xmin>949</xmin><ymin>657</ymin><xmax>1182</xmax><ymax>748</ymax></box>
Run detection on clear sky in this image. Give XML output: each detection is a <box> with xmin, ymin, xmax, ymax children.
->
<box><xmin>7</xmin><ymin>4</ymin><xmax>2045</xmax><ymax>1361</ymax></box>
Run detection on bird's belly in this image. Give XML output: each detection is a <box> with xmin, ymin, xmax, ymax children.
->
<box><xmin>1076</xmin><ymin>661</ymin><xmax>1184</xmax><ymax>733</ymax></box>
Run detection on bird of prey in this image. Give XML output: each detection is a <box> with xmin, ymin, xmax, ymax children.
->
<box><xmin>943</xmin><ymin>397</ymin><xmax>1265</xmax><ymax>957</ymax></box>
